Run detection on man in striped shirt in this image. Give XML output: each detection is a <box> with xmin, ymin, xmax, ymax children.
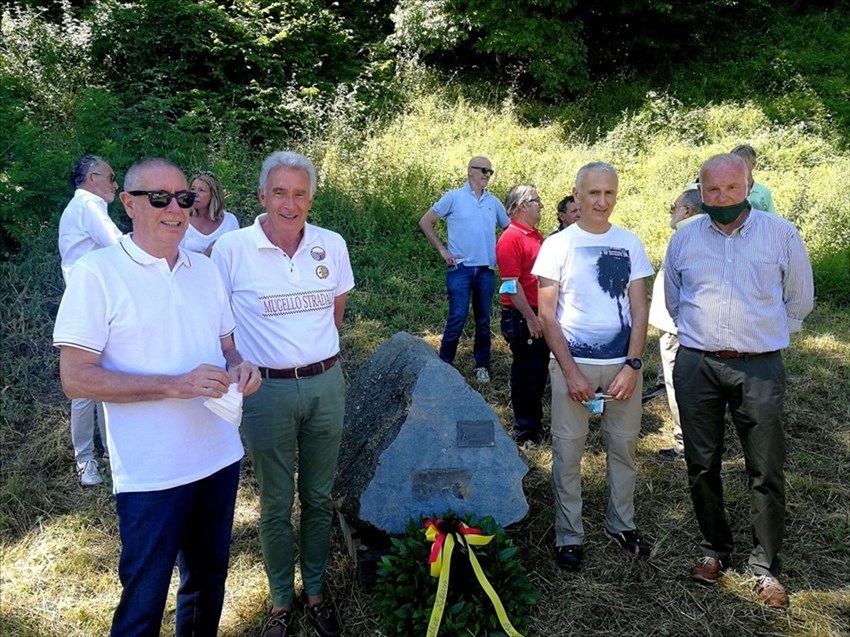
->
<box><xmin>664</xmin><ymin>153</ymin><xmax>813</xmax><ymax>609</ymax></box>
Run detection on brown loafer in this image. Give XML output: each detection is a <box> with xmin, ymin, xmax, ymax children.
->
<box><xmin>691</xmin><ymin>556</ymin><xmax>724</xmax><ymax>584</ymax></box>
<box><xmin>755</xmin><ymin>575</ymin><xmax>789</xmax><ymax>608</ymax></box>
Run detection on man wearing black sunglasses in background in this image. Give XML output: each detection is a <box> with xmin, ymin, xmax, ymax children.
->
<box><xmin>419</xmin><ymin>156</ymin><xmax>510</xmax><ymax>383</ymax></box>
<box><xmin>54</xmin><ymin>158</ymin><xmax>261</xmax><ymax>635</ymax></box>
<box><xmin>58</xmin><ymin>154</ymin><xmax>123</xmax><ymax>487</ymax></box>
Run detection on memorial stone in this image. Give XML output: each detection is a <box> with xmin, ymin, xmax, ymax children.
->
<box><xmin>334</xmin><ymin>332</ymin><xmax>529</xmax><ymax>539</ymax></box>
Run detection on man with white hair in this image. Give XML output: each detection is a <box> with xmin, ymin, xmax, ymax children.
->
<box><xmin>535</xmin><ymin>162</ymin><xmax>654</xmax><ymax>572</ymax></box>
<box><xmin>665</xmin><ymin>153</ymin><xmax>813</xmax><ymax>608</ymax></box>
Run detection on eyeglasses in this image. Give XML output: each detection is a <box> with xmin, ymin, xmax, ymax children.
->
<box><xmin>470</xmin><ymin>166</ymin><xmax>495</xmax><ymax>177</ymax></box>
<box><xmin>669</xmin><ymin>203</ymin><xmax>686</xmax><ymax>213</ymax></box>
<box><xmin>128</xmin><ymin>190</ymin><xmax>195</xmax><ymax>208</ymax></box>
<box><xmin>93</xmin><ymin>172</ymin><xmax>116</xmax><ymax>183</ymax></box>
<box><xmin>527</xmin><ymin>197</ymin><xmax>541</xmax><ymax>204</ymax></box>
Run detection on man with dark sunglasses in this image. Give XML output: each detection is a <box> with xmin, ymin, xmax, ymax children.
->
<box><xmin>54</xmin><ymin>157</ymin><xmax>261</xmax><ymax>635</ymax></box>
<box><xmin>419</xmin><ymin>156</ymin><xmax>510</xmax><ymax>383</ymax></box>
<box><xmin>58</xmin><ymin>154</ymin><xmax>123</xmax><ymax>487</ymax></box>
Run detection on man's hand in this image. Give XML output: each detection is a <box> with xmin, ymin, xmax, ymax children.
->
<box><xmin>441</xmin><ymin>249</ymin><xmax>463</xmax><ymax>267</ymax></box>
<box><xmin>175</xmin><ymin>364</ymin><xmax>232</xmax><ymax>399</ymax></box>
<box><xmin>606</xmin><ymin>366</ymin><xmax>639</xmax><ymax>401</ymax></box>
<box><xmin>527</xmin><ymin>315</ymin><xmax>543</xmax><ymax>339</ymax></box>
<box><xmin>229</xmin><ymin>361</ymin><xmax>262</xmax><ymax>397</ymax></box>
<box><xmin>564</xmin><ymin>366</ymin><xmax>596</xmax><ymax>402</ymax></box>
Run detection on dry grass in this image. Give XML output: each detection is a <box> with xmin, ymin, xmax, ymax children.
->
<box><xmin>2</xmin><ymin>237</ymin><xmax>849</xmax><ymax>635</ymax></box>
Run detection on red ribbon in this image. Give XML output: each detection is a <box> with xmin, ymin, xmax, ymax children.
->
<box><xmin>424</xmin><ymin>517</ymin><xmax>483</xmax><ymax>566</ymax></box>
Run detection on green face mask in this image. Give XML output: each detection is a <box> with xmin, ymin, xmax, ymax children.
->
<box><xmin>701</xmin><ymin>200</ymin><xmax>751</xmax><ymax>225</ymax></box>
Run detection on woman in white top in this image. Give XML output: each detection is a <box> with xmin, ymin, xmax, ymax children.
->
<box><xmin>181</xmin><ymin>171</ymin><xmax>240</xmax><ymax>255</ymax></box>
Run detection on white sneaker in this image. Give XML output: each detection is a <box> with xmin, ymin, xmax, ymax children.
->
<box><xmin>474</xmin><ymin>367</ymin><xmax>490</xmax><ymax>383</ymax></box>
<box><xmin>77</xmin><ymin>460</ymin><xmax>103</xmax><ymax>487</ymax></box>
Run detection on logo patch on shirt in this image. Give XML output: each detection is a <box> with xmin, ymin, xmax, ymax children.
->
<box><xmin>316</xmin><ymin>265</ymin><xmax>330</xmax><ymax>279</ymax></box>
<box><xmin>311</xmin><ymin>246</ymin><xmax>326</xmax><ymax>261</ymax></box>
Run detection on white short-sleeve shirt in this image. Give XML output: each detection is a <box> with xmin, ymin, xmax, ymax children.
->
<box><xmin>211</xmin><ymin>216</ymin><xmax>355</xmax><ymax>369</ymax></box>
<box><xmin>533</xmin><ymin>224</ymin><xmax>654</xmax><ymax>364</ymax></box>
<box><xmin>52</xmin><ymin>236</ymin><xmax>243</xmax><ymax>493</ymax></box>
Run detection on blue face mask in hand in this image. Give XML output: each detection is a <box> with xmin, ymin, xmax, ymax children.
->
<box><xmin>582</xmin><ymin>393</ymin><xmax>613</xmax><ymax>414</ymax></box>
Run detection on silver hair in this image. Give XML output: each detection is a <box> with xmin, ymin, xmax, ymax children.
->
<box><xmin>680</xmin><ymin>188</ymin><xmax>702</xmax><ymax>211</ymax></box>
<box><xmin>258</xmin><ymin>151</ymin><xmax>317</xmax><ymax>197</ymax></box>
<box><xmin>575</xmin><ymin>162</ymin><xmax>618</xmax><ymax>191</ymax></box>
<box><xmin>123</xmin><ymin>158</ymin><xmax>184</xmax><ymax>191</ymax></box>
<box><xmin>698</xmin><ymin>154</ymin><xmax>748</xmax><ymax>184</ymax></box>
<box><xmin>69</xmin><ymin>154</ymin><xmax>106</xmax><ymax>189</ymax></box>
<box><xmin>730</xmin><ymin>144</ymin><xmax>757</xmax><ymax>162</ymax></box>
<box><xmin>504</xmin><ymin>184</ymin><xmax>537</xmax><ymax>215</ymax></box>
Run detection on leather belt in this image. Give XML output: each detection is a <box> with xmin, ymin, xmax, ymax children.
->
<box><xmin>706</xmin><ymin>350</ymin><xmax>774</xmax><ymax>360</ymax></box>
<box><xmin>259</xmin><ymin>355</ymin><xmax>339</xmax><ymax>380</ymax></box>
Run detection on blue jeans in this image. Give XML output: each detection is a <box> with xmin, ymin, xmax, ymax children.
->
<box><xmin>439</xmin><ymin>264</ymin><xmax>495</xmax><ymax>368</ymax></box>
<box><xmin>500</xmin><ymin>307</ymin><xmax>550</xmax><ymax>442</ymax></box>
<box><xmin>111</xmin><ymin>461</ymin><xmax>240</xmax><ymax>637</ymax></box>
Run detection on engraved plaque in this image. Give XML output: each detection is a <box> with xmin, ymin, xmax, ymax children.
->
<box><xmin>457</xmin><ymin>419</ymin><xmax>494</xmax><ymax>447</ymax></box>
<box><xmin>411</xmin><ymin>469</ymin><xmax>470</xmax><ymax>500</ymax></box>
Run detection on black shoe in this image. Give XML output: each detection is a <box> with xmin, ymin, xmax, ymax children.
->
<box><xmin>555</xmin><ymin>544</ymin><xmax>583</xmax><ymax>571</ymax></box>
<box><xmin>657</xmin><ymin>448</ymin><xmax>681</xmax><ymax>460</ymax></box>
<box><xmin>262</xmin><ymin>608</ymin><xmax>295</xmax><ymax>637</ymax></box>
<box><xmin>301</xmin><ymin>592</ymin><xmax>342</xmax><ymax>637</ymax></box>
<box><xmin>606</xmin><ymin>529</ymin><xmax>652</xmax><ymax>558</ymax></box>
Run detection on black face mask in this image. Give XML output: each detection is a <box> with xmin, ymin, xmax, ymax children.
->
<box><xmin>701</xmin><ymin>200</ymin><xmax>751</xmax><ymax>225</ymax></box>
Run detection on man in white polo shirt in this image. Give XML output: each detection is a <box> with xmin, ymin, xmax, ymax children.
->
<box><xmin>58</xmin><ymin>154</ymin><xmax>122</xmax><ymax>486</ymax></box>
<box><xmin>211</xmin><ymin>151</ymin><xmax>354</xmax><ymax>637</ymax></box>
<box><xmin>419</xmin><ymin>156</ymin><xmax>510</xmax><ymax>383</ymax></box>
<box><xmin>53</xmin><ymin>158</ymin><xmax>261</xmax><ymax>636</ymax></box>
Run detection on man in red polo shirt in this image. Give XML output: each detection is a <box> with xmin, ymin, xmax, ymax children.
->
<box><xmin>496</xmin><ymin>184</ymin><xmax>549</xmax><ymax>448</ymax></box>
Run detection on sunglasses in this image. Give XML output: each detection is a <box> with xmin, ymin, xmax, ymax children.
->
<box><xmin>93</xmin><ymin>172</ymin><xmax>116</xmax><ymax>183</ymax></box>
<box><xmin>128</xmin><ymin>190</ymin><xmax>195</xmax><ymax>208</ymax></box>
<box><xmin>471</xmin><ymin>166</ymin><xmax>495</xmax><ymax>176</ymax></box>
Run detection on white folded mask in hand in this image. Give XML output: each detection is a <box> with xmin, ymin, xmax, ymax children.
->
<box><xmin>204</xmin><ymin>383</ymin><xmax>243</xmax><ymax>426</ymax></box>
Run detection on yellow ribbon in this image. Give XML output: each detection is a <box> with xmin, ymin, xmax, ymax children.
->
<box><xmin>424</xmin><ymin>519</ymin><xmax>524</xmax><ymax>637</ymax></box>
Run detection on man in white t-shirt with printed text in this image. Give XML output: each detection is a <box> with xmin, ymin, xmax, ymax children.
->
<box><xmin>534</xmin><ymin>162</ymin><xmax>654</xmax><ymax>572</ymax></box>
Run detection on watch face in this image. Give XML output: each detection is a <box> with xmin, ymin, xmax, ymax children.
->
<box><xmin>627</xmin><ymin>358</ymin><xmax>643</xmax><ymax>369</ymax></box>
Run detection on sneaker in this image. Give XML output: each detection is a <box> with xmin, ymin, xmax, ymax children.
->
<box><xmin>262</xmin><ymin>608</ymin><xmax>295</xmax><ymax>637</ymax></box>
<box><xmin>520</xmin><ymin>439</ymin><xmax>540</xmax><ymax>451</ymax></box>
<box><xmin>754</xmin><ymin>575</ymin><xmax>789</xmax><ymax>608</ymax></box>
<box><xmin>605</xmin><ymin>528</ymin><xmax>652</xmax><ymax>558</ymax></box>
<box><xmin>301</xmin><ymin>593</ymin><xmax>342</xmax><ymax>637</ymax></box>
<box><xmin>691</xmin><ymin>556</ymin><xmax>724</xmax><ymax>584</ymax></box>
<box><xmin>77</xmin><ymin>460</ymin><xmax>103</xmax><ymax>487</ymax></box>
<box><xmin>474</xmin><ymin>367</ymin><xmax>490</xmax><ymax>383</ymax></box>
<box><xmin>554</xmin><ymin>544</ymin><xmax>583</xmax><ymax>572</ymax></box>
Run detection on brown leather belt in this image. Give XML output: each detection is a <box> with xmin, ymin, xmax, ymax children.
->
<box><xmin>259</xmin><ymin>355</ymin><xmax>339</xmax><ymax>380</ymax></box>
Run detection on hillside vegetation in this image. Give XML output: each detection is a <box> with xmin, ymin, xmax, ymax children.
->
<box><xmin>2</xmin><ymin>1</ymin><xmax>849</xmax><ymax>635</ymax></box>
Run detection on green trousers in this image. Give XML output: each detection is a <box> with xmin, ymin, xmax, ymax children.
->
<box><xmin>674</xmin><ymin>347</ymin><xmax>786</xmax><ymax>576</ymax></box>
<box><xmin>242</xmin><ymin>364</ymin><xmax>345</xmax><ymax>607</ymax></box>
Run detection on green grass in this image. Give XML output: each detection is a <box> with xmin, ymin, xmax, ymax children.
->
<box><xmin>2</xmin><ymin>93</ymin><xmax>850</xmax><ymax>635</ymax></box>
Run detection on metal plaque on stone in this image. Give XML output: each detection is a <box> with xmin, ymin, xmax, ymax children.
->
<box><xmin>457</xmin><ymin>419</ymin><xmax>494</xmax><ymax>447</ymax></box>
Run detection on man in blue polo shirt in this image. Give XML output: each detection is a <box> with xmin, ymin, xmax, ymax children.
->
<box><xmin>419</xmin><ymin>156</ymin><xmax>510</xmax><ymax>383</ymax></box>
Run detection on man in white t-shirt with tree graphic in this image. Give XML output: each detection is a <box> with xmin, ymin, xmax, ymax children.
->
<box><xmin>534</xmin><ymin>162</ymin><xmax>654</xmax><ymax>573</ymax></box>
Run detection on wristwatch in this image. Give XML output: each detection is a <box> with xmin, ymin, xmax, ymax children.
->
<box><xmin>624</xmin><ymin>358</ymin><xmax>643</xmax><ymax>370</ymax></box>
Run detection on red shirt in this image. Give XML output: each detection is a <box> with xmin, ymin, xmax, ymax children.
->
<box><xmin>495</xmin><ymin>220</ymin><xmax>545</xmax><ymax>309</ymax></box>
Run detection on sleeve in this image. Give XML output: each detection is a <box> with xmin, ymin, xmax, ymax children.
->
<box><xmin>53</xmin><ymin>260</ymin><xmax>110</xmax><ymax>354</ymax></box>
<box><xmin>495</xmin><ymin>231</ymin><xmax>522</xmax><ymax>279</ymax></box>
<box><xmin>629</xmin><ymin>238</ymin><xmax>655</xmax><ymax>281</ymax></box>
<box><xmin>335</xmin><ymin>238</ymin><xmax>355</xmax><ymax>296</ymax></box>
<box><xmin>531</xmin><ymin>236</ymin><xmax>560</xmax><ymax>282</ymax></box>
<box><xmin>496</xmin><ymin>200</ymin><xmax>510</xmax><ymax>228</ymax></box>
<box><xmin>663</xmin><ymin>237</ymin><xmax>682</xmax><ymax>323</ymax></box>
<box><xmin>431</xmin><ymin>190</ymin><xmax>455</xmax><ymax>218</ymax></box>
<box><xmin>84</xmin><ymin>202</ymin><xmax>122</xmax><ymax>248</ymax></box>
<box><xmin>782</xmin><ymin>229</ymin><xmax>814</xmax><ymax>333</ymax></box>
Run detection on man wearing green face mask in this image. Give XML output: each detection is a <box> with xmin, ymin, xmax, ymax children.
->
<box><xmin>664</xmin><ymin>154</ymin><xmax>813</xmax><ymax>609</ymax></box>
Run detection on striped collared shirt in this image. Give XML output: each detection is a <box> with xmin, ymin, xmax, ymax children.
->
<box><xmin>664</xmin><ymin>209</ymin><xmax>814</xmax><ymax>353</ymax></box>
